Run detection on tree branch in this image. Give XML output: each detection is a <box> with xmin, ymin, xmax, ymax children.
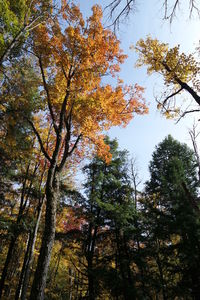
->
<box><xmin>39</xmin><ymin>56</ymin><xmax>58</xmax><ymax>134</ymax></box>
<box><xmin>57</xmin><ymin>131</ymin><xmax>82</xmax><ymax>173</ymax></box>
<box><xmin>105</xmin><ymin>0</ymin><xmax>136</xmax><ymax>30</ymax></box>
<box><xmin>68</xmin><ymin>134</ymin><xmax>82</xmax><ymax>157</ymax></box>
<box><xmin>162</xmin><ymin>61</ymin><xmax>200</xmax><ymax>106</ymax></box>
<box><xmin>27</xmin><ymin>118</ymin><xmax>52</xmax><ymax>162</ymax></box>
<box><xmin>176</xmin><ymin>109</ymin><xmax>200</xmax><ymax>123</ymax></box>
<box><xmin>58</xmin><ymin>66</ymin><xmax>73</xmax><ymax>133</ymax></box>
<box><xmin>162</xmin><ymin>87</ymin><xmax>183</xmax><ymax>106</ymax></box>
<box><xmin>57</xmin><ymin>114</ymin><xmax>71</xmax><ymax>173</ymax></box>
<box><xmin>189</xmin><ymin>124</ymin><xmax>200</xmax><ymax>181</ymax></box>
<box><xmin>0</xmin><ymin>6</ymin><xmax>50</xmax><ymax>66</ymax></box>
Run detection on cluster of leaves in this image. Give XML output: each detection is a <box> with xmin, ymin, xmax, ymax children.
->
<box><xmin>135</xmin><ymin>36</ymin><xmax>200</xmax><ymax>120</ymax></box>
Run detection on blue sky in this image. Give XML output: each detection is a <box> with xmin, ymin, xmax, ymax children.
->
<box><xmin>77</xmin><ymin>0</ymin><xmax>200</xmax><ymax>186</ymax></box>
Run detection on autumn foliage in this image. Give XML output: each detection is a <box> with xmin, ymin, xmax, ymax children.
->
<box><xmin>32</xmin><ymin>4</ymin><xmax>147</xmax><ymax>164</ymax></box>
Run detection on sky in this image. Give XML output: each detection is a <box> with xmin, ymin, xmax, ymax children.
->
<box><xmin>77</xmin><ymin>0</ymin><xmax>200</xmax><ymax>187</ymax></box>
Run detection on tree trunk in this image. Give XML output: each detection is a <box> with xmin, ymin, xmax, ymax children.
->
<box><xmin>115</xmin><ymin>228</ymin><xmax>135</xmax><ymax>300</ymax></box>
<box><xmin>156</xmin><ymin>253</ymin><xmax>167</xmax><ymax>300</ymax></box>
<box><xmin>15</xmin><ymin>233</ymin><xmax>31</xmax><ymax>300</ymax></box>
<box><xmin>0</xmin><ymin>236</ymin><xmax>17</xmax><ymax>299</ymax></box>
<box><xmin>0</xmin><ymin>162</ymin><xmax>35</xmax><ymax>299</ymax></box>
<box><xmin>15</xmin><ymin>198</ymin><xmax>44</xmax><ymax>300</ymax></box>
<box><xmin>29</xmin><ymin>170</ymin><xmax>58</xmax><ymax>300</ymax></box>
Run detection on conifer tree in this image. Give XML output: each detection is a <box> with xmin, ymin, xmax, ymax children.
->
<box><xmin>142</xmin><ymin>135</ymin><xmax>200</xmax><ymax>298</ymax></box>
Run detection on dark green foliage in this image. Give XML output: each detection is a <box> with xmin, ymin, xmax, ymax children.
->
<box><xmin>142</xmin><ymin>135</ymin><xmax>200</xmax><ymax>299</ymax></box>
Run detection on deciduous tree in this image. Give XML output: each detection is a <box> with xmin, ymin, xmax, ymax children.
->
<box><xmin>135</xmin><ymin>37</ymin><xmax>200</xmax><ymax>119</ymax></box>
<box><xmin>28</xmin><ymin>4</ymin><xmax>147</xmax><ymax>299</ymax></box>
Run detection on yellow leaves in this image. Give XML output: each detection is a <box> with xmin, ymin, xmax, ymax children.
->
<box><xmin>94</xmin><ymin>136</ymin><xmax>112</xmax><ymax>164</ymax></box>
<box><xmin>135</xmin><ymin>36</ymin><xmax>200</xmax><ymax>121</ymax></box>
<box><xmin>135</xmin><ymin>37</ymin><xmax>169</xmax><ymax>75</ymax></box>
<box><xmin>135</xmin><ymin>36</ymin><xmax>199</xmax><ymax>85</ymax></box>
<box><xmin>163</xmin><ymin>108</ymin><xmax>180</xmax><ymax>119</ymax></box>
<box><xmin>164</xmin><ymin>110</ymin><xmax>172</xmax><ymax>119</ymax></box>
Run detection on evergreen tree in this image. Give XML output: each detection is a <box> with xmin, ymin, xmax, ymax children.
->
<box><xmin>82</xmin><ymin>137</ymin><xmax>137</xmax><ymax>300</ymax></box>
<box><xmin>142</xmin><ymin>135</ymin><xmax>200</xmax><ymax>299</ymax></box>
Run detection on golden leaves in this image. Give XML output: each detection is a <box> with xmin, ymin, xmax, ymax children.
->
<box><xmin>32</xmin><ymin>3</ymin><xmax>147</xmax><ymax>163</ymax></box>
<box><xmin>135</xmin><ymin>36</ymin><xmax>200</xmax><ymax>120</ymax></box>
<box><xmin>135</xmin><ymin>36</ymin><xmax>199</xmax><ymax>86</ymax></box>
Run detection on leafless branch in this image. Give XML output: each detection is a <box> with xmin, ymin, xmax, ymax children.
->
<box><xmin>189</xmin><ymin>123</ymin><xmax>200</xmax><ymax>181</ymax></box>
<box><xmin>105</xmin><ymin>0</ymin><xmax>200</xmax><ymax>30</ymax></box>
<box><xmin>162</xmin><ymin>87</ymin><xmax>183</xmax><ymax>106</ymax></box>
<box><xmin>105</xmin><ymin>0</ymin><xmax>136</xmax><ymax>30</ymax></box>
<box><xmin>176</xmin><ymin>109</ymin><xmax>200</xmax><ymax>123</ymax></box>
<box><xmin>129</xmin><ymin>157</ymin><xmax>141</xmax><ymax>209</ymax></box>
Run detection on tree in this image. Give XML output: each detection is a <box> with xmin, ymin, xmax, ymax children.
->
<box><xmin>27</xmin><ymin>4</ymin><xmax>147</xmax><ymax>299</ymax></box>
<box><xmin>135</xmin><ymin>37</ymin><xmax>200</xmax><ymax>120</ymax></box>
<box><xmin>142</xmin><ymin>135</ymin><xmax>200</xmax><ymax>298</ymax></box>
<box><xmin>0</xmin><ymin>59</ymin><xmax>44</xmax><ymax>299</ymax></box>
<box><xmin>82</xmin><ymin>138</ymin><xmax>137</xmax><ymax>299</ymax></box>
<box><xmin>0</xmin><ymin>0</ymin><xmax>52</xmax><ymax>67</ymax></box>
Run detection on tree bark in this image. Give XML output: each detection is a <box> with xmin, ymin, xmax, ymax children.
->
<box><xmin>0</xmin><ymin>236</ymin><xmax>17</xmax><ymax>299</ymax></box>
<box><xmin>29</xmin><ymin>168</ymin><xmax>58</xmax><ymax>300</ymax></box>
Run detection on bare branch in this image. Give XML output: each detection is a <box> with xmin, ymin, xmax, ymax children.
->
<box><xmin>162</xmin><ymin>87</ymin><xmax>183</xmax><ymax>106</ymax></box>
<box><xmin>163</xmin><ymin>0</ymin><xmax>200</xmax><ymax>22</ymax></box>
<box><xmin>189</xmin><ymin>123</ymin><xmax>200</xmax><ymax>181</ymax></box>
<box><xmin>105</xmin><ymin>0</ymin><xmax>200</xmax><ymax>30</ymax></box>
<box><xmin>105</xmin><ymin>0</ymin><xmax>136</xmax><ymax>30</ymax></box>
<box><xmin>176</xmin><ymin>109</ymin><xmax>200</xmax><ymax>123</ymax></box>
<box><xmin>129</xmin><ymin>157</ymin><xmax>141</xmax><ymax>209</ymax></box>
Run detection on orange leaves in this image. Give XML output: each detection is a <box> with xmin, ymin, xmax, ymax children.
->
<box><xmin>31</xmin><ymin>3</ymin><xmax>148</xmax><ymax>165</ymax></box>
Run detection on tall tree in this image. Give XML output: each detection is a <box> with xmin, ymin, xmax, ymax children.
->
<box><xmin>142</xmin><ymin>135</ymin><xmax>200</xmax><ymax>298</ymax></box>
<box><xmin>28</xmin><ymin>4</ymin><xmax>147</xmax><ymax>299</ymax></box>
<box><xmin>0</xmin><ymin>59</ymin><xmax>44</xmax><ymax>298</ymax></box>
<box><xmin>82</xmin><ymin>138</ymin><xmax>137</xmax><ymax>299</ymax></box>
